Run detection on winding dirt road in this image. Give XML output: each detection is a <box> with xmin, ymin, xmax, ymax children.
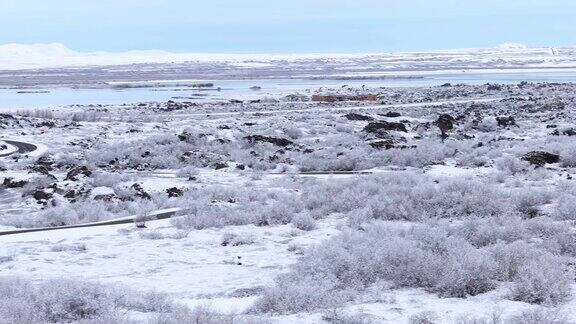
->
<box><xmin>0</xmin><ymin>140</ymin><xmax>38</xmax><ymax>157</ymax></box>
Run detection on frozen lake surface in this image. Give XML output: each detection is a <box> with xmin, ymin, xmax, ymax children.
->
<box><xmin>1</xmin><ymin>71</ymin><xmax>576</xmax><ymax>110</ymax></box>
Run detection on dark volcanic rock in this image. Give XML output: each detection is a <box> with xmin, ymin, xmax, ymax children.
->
<box><xmin>369</xmin><ymin>140</ymin><xmax>395</xmax><ymax>150</ymax></box>
<box><xmin>2</xmin><ymin>177</ymin><xmax>28</xmax><ymax>188</ymax></box>
<box><xmin>131</xmin><ymin>183</ymin><xmax>151</xmax><ymax>200</ymax></box>
<box><xmin>343</xmin><ymin>113</ymin><xmax>374</xmax><ymax>121</ymax></box>
<box><xmin>94</xmin><ymin>194</ymin><xmax>115</xmax><ymax>201</ymax></box>
<box><xmin>166</xmin><ymin>187</ymin><xmax>184</xmax><ymax>198</ymax></box>
<box><xmin>521</xmin><ymin>151</ymin><xmax>560</xmax><ymax>166</ymax></box>
<box><xmin>433</xmin><ymin>114</ymin><xmax>456</xmax><ymax>140</ymax></box>
<box><xmin>434</xmin><ymin>114</ymin><xmax>455</xmax><ymax>131</ymax></box>
<box><xmin>382</xmin><ymin>111</ymin><xmax>401</xmax><ymax>118</ymax></box>
<box><xmin>244</xmin><ymin>135</ymin><xmax>294</xmax><ymax>147</ymax></box>
<box><xmin>364</xmin><ymin>121</ymin><xmax>407</xmax><ymax>133</ymax></box>
<box><xmin>178</xmin><ymin>131</ymin><xmax>192</xmax><ymax>142</ymax></box>
<box><xmin>33</xmin><ymin>189</ymin><xmax>53</xmax><ymax>203</ymax></box>
<box><xmin>214</xmin><ymin>162</ymin><xmax>229</xmax><ymax>170</ymax></box>
<box><xmin>561</xmin><ymin>129</ymin><xmax>576</xmax><ymax>136</ymax></box>
<box><xmin>36</xmin><ymin>121</ymin><xmax>55</xmax><ymax>128</ymax></box>
<box><xmin>496</xmin><ymin>116</ymin><xmax>516</xmax><ymax>127</ymax></box>
<box><xmin>31</xmin><ymin>155</ymin><xmax>55</xmax><ymax>174</ymax></box>
<box><xmin>65</xmin><ymin>166</ymin><xmax>92</xmax><ymax>181</ymax></box>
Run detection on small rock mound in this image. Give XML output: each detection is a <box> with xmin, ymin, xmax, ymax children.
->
<box><xmin>434</xmin><ymin>114</ymin><xmax>456</xmax><ymax>131</ymax></box>
<box><xmin>521</xmin><ymin>151</ymin><xmax>560</xmax><ymax>166</ymax></box>
<box><xmin>2</xmin><ymin>177</ymin><xmax>28</xmax><ymax>188</ymax></box>
<box><xmin>496</xmin><ymin>116</ymin><xmax>516</xmax><ymax>127</ymax></box>
<box><xmin>382</xmin><ymin>111</ymin><xmax>401</xmax><ymax>118</ymax></box>
<box><xmin>131</xmin><ymin>183</ymin><xmax>151</xmax><ymax>200</ymax></box>
<box><xmin>65</xmin><ymin>166</ymin><xmax>92</xmax><ymax>181</ymax></box>
<box><xmin>166</xmin><ymin>187</ymin><xmax>184</xmax><ymax>198</ymax></box>
<box><xmin>343</xmin><ymin>113</ymin><xmax>374</xmax><ymax>121</ymax></box>
<box><xmin>244</xmin><ymin>135</ymin><xmax>294</xmax><ymax>147</ymax></box>
<box><xmin>364</xmin><ymin>121</ymin><xmax>407</xmax><ymax>133</ymax></box>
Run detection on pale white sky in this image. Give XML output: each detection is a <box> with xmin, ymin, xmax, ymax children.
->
<box><xmin>1</xmin><ymin>0</ymin><xmax>574</xmax><ymax>52</ymax></box>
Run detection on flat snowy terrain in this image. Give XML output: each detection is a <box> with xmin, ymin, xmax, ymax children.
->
<box><xmin>2</xmin><ymin>55</ymin><xmax>576</xmax><ymax>323</ymax></box>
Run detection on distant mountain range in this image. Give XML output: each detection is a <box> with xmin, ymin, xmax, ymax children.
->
<box><xmin>1</xmin><ymin>43</ymin><xmax>575</xmax><ymax>71</ymax></box>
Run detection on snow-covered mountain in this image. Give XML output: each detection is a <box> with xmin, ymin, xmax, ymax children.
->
<box><xmin>0</xmin><ymin>43</ymin><xmax>575</xmax><ymax>71</ymax></box>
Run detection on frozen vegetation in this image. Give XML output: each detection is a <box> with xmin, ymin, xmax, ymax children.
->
<box><xmin>2</xmin><ymin>79</ymin><xmax>576</xmax><ymax>323</ymax></box>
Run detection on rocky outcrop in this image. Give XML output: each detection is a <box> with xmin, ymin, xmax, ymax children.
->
<box><xmin>496</xmin><ymin>116</ymin><xmax>516</xmax><ymax>127</ymax></box>
<box><xmin>166</xmin><ymin>187</ymin><xmax>184</xmax><ymax>198</ymax></box>
<box><xmin>2</xmin><ymin>177</ymin><xmax>28</xmax><ymax>188</ymax></box>
<box><xmin>343</xmin><ymin>113</ymin><xmax>374</xmax><ymax>121</ymax></box>
<box><xmin>244</xmin><ymin>135</ymin><xmax>294</xmax><ymax>147</ymax></box>
<box><xmin>65</xmin><ymin>165</ymin><xmax>92</xmax><ymax>181</ymax></box>
<box><xmin>364</xmin><ymin>121</ymin><xmax>407</xmax><ymax>133</ymax></box>
<box><xmin>521</xmin><ymin>151</ymin><xmax>560</xmax><ymax>166</ymax></box>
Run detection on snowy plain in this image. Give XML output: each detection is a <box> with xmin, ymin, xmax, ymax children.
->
<box><xmin>2</xmin><ymin>46</ymin><xmax>576</xmax><ymax>323</ymax></box>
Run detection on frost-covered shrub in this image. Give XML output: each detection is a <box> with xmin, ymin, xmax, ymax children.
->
<box><xmin>488</xmin><ymin>240</ymin><xmax>573</xmax><ymax>305</ymax></box>
<box><xmin>51</xmin><ymin>243</ymin><xmax>87</xmax><ymax>252</ymax></box>
<box><xmin>322</xmin><ymin>308</ymin><xmax>374</xmax><ymax>324</ymax></box>
<box><xmin>257</xmin><ymin>215</ymin><xmax>576</xmax><ymax>314</ymax></box>
<box><xmin>554</xmin><ymin>196</ymin><xmax>576</xmax><ymax>220</ymax></box>
<box><xmin>0</xmin><ymin>278</ymin><xmax>115</xmax><ymax>323</ymax></box>
<box><xmin>139</xmin><ymin>230</ymin><xmax>166</xmax><ymax>240</ymax></box>
<box><xmin>90</xmin><ymin>171</ymin><xmax>130</xmax><ymax>187</ymax></box>
<box><xmin>477</xmin><ymin>117</ymin><xmax>498</xmax><ymax>132</ymax></box>
<box><xmin>153</xmin><ymin>304</ymin><xmax>270</xmax><ymax>324</ymax></box>
<box><xmin>409</xmin><ymin>311</ymin><xmax>438</xmax><ymax>324</ymax></box>
<box><xmin>559</xmin><ymin>144</ymin><xmax>576</xmax><ymax>167</ymax></box>
<box><xmin>510</xmin><ymin>254</ymin><xmax>573</xmax><ymax>305</ymax></box>
<box><xmin>291</xmin><ymin>213</ymin><xmax>316</xmax><ymax>231</ymax></box>
<box><xmin>507</xmin><ymin>308</ymin><xmax>570</xmax><ymax>324</ymax></box>
<box><xmin>172</xmin><ymin>187</ymin><xmax>305</xmax><ymax>230</ymax></box>
<box><xmin>304</xmin><ymin>175</ymin><xmax>510</xmax><ymax>222</ymax></box>
<box><xmin>175</xmin><ymin>166</ymin><xmax>199</xmax><ymax>179</ymax></box>
<box><xmin>0</xmin><ymin>277</ymin><xmax>174</xmax><ymax>323</ymax></box>
<box><xmin>447</xmin><ymin>216</ymin><xmax>528</xmax><ymax>247</ymax></box>
<box><xmin>221</xmin><ymin>232</ymin><xmax>255</xmax><ymax>246</ymax></box>
<box><xmin>255</xmin><ymin>224</ymin><xmax>500</xmax><ymax>313</ymax></box>
<box><xmin>283</xmin><ymin>126</ymin><xmax>303</xmax><ymax>139</ymax></box>
<box><xmin>512</xmin><ymin>189</ymin><xmax>552</xmax><ymax>218</ymax></box>
<box><xmin>494</xmin><ymin>155</ymin><xmax>529</xmax><ymax>175</ymax></box>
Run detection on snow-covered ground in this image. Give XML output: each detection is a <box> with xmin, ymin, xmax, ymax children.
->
<box><xmin>2</xmin><ymin>72</ymin><xmax>576</xmax><ymax>323</ymax></box>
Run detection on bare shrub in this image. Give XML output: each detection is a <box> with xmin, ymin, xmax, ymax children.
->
<box><xmin>254</xmin><ymin>224</ymin><xmax>499</xmax><ymax>314</ymax></box>
<box><xmin>152</xmin><ymin>304</ymin><xmax>270</xmax><ymax>324</ymax></box>
<box><xmin>507</xmin><ymin>308</ymin><xmax>570</xmax><ymax>324</ymax></box>
<box><xmin>51</xmin><ymin>243</ymin><xmax>87</xmax><ymax>252</ymax></box>
<box><xmin>510</xmin><ymin>254</ymin><xmax>573</xmax><ymax>305</ymax></box>
<box><xmin>221</xmin><ymin>232</ymin><xmax>255</xmax><ymax>246</ymax></box>
<box><xmin>409</xmin><ymin>311</ymin><xmax>438</xmax><ymax>324</ymax></box>
<box><xmin>291</xmin><ymin>213</ymin><xmax>316</xmax><ymax>231</ymax></box>
<box><xmin>139</xmin><ymin>230</ymin><xmax>166</xmax><ymax>240</ymax></box>
<box><xmin>0</xmin><ymin>277</ymin><xmax>174</xmax><ymax>323</ymax></box>
<box><xmin>323</xmin><ymin>308</ymin><xmax>374</xmax><ymax>324</ymax></box>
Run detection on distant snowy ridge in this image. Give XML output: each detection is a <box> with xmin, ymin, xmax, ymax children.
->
<box><xmin>0</xmin><ymin>43</ymin><xmax>373</xmax><ymax>70</ymax></box>
<box><xmin>0</xmin><ymin>43</ymin><xmax>575</xmax><ymax>71</ymax></box>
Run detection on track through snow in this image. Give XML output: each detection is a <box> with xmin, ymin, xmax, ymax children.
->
<box><xmin>0</xmin><ymin>208</ymin><xmax>184</xmax><ymax>237</ymax></box>
<box><xmin>0</xmin><ymin>140</ymin><xmax>38</xmax><ymax>157</ymax></box>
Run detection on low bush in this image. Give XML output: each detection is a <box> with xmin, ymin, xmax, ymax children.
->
<box><xmin>0</xmin><ymin>277</ymin><xmax>173</xmax><ymax>323</ymax></box>
<box><xmin>255</xmin><ymin>222</ymin><xmax>573</xmax><ymax>314</ymax></box>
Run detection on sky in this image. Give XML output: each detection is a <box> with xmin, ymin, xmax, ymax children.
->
<box><xmin>1</xmin><ymin>0</ymin><xmax>575</xmax><ymax>53</ymax></box>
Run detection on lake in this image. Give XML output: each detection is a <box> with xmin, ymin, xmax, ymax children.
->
<box><xmin>1</xmin><ymin>71</ymin><xmax>575</xmax><ymax>110</ymax></box>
